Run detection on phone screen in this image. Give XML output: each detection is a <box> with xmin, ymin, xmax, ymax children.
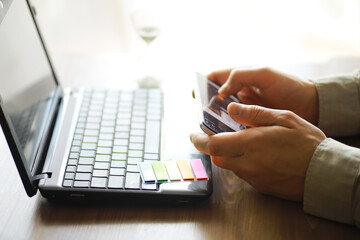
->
<box><xmin>195</xmin><ymin>73</ymin><xmax>246</xmax><ymax>134</ymax></box>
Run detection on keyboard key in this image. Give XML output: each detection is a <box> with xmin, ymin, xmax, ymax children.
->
<box><xmin>100</xmin><ymin>127</ymin><xmax>115</xmax><ymax>133</ymax></box>
<box><xmin>111</xmin><ymin>160</ymin><xmax>126</xmax><ymax>168</ymax></box>
<box><xmin>128</xmin><ymin>150</ymin><xmax>143</xmax><ymax>158</ymax></box>
<box><xmin>72</xmin><ymin>140</ymin><xmax>82</xmax><ymax>146</ymax></box>
<box><xmin>99</xmin><ymin>133</ymin><xmax>114</xmax><ymax>140</ymax></box>
<box><xmin>73</xmin><ymin>181</ymin><xmax>90</xmax><ymax>188</ymax></box>
<box><xmin>68</xmin><ymin>159</ymin><xmax>78</xmax><ymax>166</ymax></box>
<box><xmin>101</xmin><ymin>120</ymin><xmax>116</xmax><ymax>127</ymax></box>
<box><xmin>84</xmin><ymin>129</ymin><xmax>99</xmax><ymax>136</ymax></box>
<box><xmin>116</xmin><ymin>125</ymin><xmax>130</xmax><ymax>132</ymax></box>
<box><xmin>112</xmin><ymin>153</ymin><xmax>127</xmax><ymax>161</ymax></box>
<box><xmin>147</xmin><ymin>113</ymin><xmax>161</xmax><ymax>121</ymax></box>
<box><xmin>71</xmin><ymin>146</ymin><xmax>81</xmax><ymax>152</ymax></box>
<box><xmin>108</xmin><ymin>176</ymin><xmax>124</xmax><ymax>189</ymax></box>
<box><xmin>91</xmin><ymin>177</ymin><xmax>107</xmax><ymax>188</ymax></box>
<box><xmin>98</xmin><ymin>140</ymin><xmax>113</xmax><ymax>147</ymax></box>
<box><xmin>75</xmin><ymin>172</ymin><xmax>92</xmax><ymax>181</ymax></box>
<box><xmin>128</xmin><ymin>157</ymin><xmax>142</xmax><ymax>164</ymax></box>
<box><xmin>63</xmin><ymin>180</ymin><xmax>73</xmax><ymax>187</ymax></box>
<box><xmin>144</xmin><ymin>121</ymin><xmax>160</xmax><ymax>154</ymax></box>
<box><xmin>76</xmin><ymin>165</ymin><xmax>93</xmax><ymax>173</ymax></box>
<box><xmin>129</xmin><ymin>143</ymin><xmax>144</xmax><ymax>150</ymax></box>
<box><xmin>94</xmin><ymin>162</ymin><xmax>110</xmax><ymax>169</ymax></box>
<box><xmin>66</xmin><ymin>166</ymin><xmax>76</xmax><ymax>172</ymax></box>
<box><xmin>69</xmin><ymin>152</ymin><xmax>79</xmax><ymax>159</ymax></box>
<box><xmin>96</xmin><ymin>154</ymin><xmax>111</xmax><ymax>162</ymax></box>
<box><xmin>78</xmin><ymin>157</ymin><xmax>94</xmax><ymax>165</ymax></box>
<box><xmin>130</xmin><ymin>129</ymin><xmax>145</xmax><ymax>136</ymax></box>
<box><xmin>110</xmin><ymin>168</ymin><xmax>125</xmax><ymax>176</ymax></box>
<box><xmin>144</xmin><ymin>153</ymin><xmax>159</xmax><ymax>160</ymax></box>
<box><xmin>114</xmin><ymin>139</ymin><xmax>129</xmax><ymax>146</ymax></box>
<box><xmin>93</xmin><ymin>169</ymin><xmax>109</xmax><ymax>177</ymax></box>
<box><xmin>114</xmin><ymin>132</ymin><xmax>129</xmax><ymax>139</ymax></box>
<box><xmin>83</xmin><ymin>136</ymin><xmax>98</xmax><ymax>143</ymax></box>
<box><xmin>80</xmin><ymin>150</ymin><xmax>96</xmax><ymax>158</ymax></box>
<box><xmin>64</xmin><ymin>172</ymin><xmax>75</xmax><ymax>180</ymax></box>
<box><xmin>131</xmin><ymin>123</ymin><xmax>145</xmax><ymax>129</ymax></box>
<box><xmin>125</xmin><ymin>172</ymin><xmax>140</xmax><ymax>189</ymax></box>
<box><xmin>97</xmin><ymin>147</ymin><xmax>112</xmax><ymax>155</ymax></box>
<box><xmin>81</xmin><ymin>142</ymin><xmax>97</xmax><ymax>150</ymax></box>
<box><xmin>113</xmin><ymin>146</ymin><xmax>128</xmax><ymax>153</ymax></box>
<box><xmin>141</xmin><ymin>183</ymin><xmax>157</xmax><ymax>191</ymax></box>
<box><xmin>127</xmin><ymin>164</ymin><xmax>140</xmax><ymax>173</ymax></box>
<box><xmin>85</xmin><ymin>123</ymin><xmax>100</xmax><ymax>129</ymax></box>
<box><xmin>130</xmin><ymin>136</ymin><xmax>144</xmax><ymax>143</ymax></box>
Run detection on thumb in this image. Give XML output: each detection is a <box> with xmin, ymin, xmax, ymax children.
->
<box><xmin>227</xmin><ymin>102</ymin><xmax>297</xmax><ymax>128</ymax></box>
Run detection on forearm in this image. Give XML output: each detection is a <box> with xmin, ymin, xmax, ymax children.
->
<box><xmin>304</xmin><ymin>138</ymin><xmax>360</xmax><ymax>227</ymax></box>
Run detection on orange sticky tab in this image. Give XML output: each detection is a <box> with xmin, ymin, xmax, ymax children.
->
<box><xmin>176</xmin><ymin>160</ymin><xmax>194</xmax><ymax>180</ymax></box>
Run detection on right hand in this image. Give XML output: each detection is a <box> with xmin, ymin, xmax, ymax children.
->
<box><xmin>208</xmin><ymin>67</ymin><xmax>319</xmax><ymax>125</ymax></box>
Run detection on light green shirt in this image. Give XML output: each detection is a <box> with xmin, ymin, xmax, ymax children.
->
<box><xmin>305</xmin><ymin>71</ymin><xmax>360</xmax><ymax>227</ymax></box>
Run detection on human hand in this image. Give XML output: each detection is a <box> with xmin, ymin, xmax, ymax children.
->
<box><xmin>208</xmin><ymin>67</ymin><xmax>319</xmax><ymax>125</ymax></box>
<box><xmin>190</xmin><ymin>103</ymin><xmax>326</xmax><ymax>201</ymax></box>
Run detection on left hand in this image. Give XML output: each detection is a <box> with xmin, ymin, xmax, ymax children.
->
<box><xmin>190</xmin><ymin>102</ymin><xmax>326</xmax><ymax>201</ymax></box>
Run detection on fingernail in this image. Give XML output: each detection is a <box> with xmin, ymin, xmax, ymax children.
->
<box><xmin>218</xmin><ymin>83</ymin><xmax>228</xmax><ymax>94</ymax></box>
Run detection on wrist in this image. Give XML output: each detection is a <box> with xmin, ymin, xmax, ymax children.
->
<box><xmin>303</xmin><ymin>81</ymin><xmax>319</xmax><ymax>126</ymax></box>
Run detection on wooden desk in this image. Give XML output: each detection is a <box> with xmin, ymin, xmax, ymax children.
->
<box><xmin>1</xmin><ymin>56</ymin><xmax>360</xmax><ymax>240</ymax></box>
<box><xmin>1</xmin><ymin>0</ymin><xmax>360</xmax><ymax>239</ymax></box>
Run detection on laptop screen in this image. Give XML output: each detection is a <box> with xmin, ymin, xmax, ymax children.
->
<box><xmin>0</xmin><ymin>0</ymin><xmax>57</xmax><ymax>170</ymax></box>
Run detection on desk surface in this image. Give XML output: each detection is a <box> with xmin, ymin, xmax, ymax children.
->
<box><xmin>1</xmin><ymin>0</ymin><xmax>360</xmax><ymax>239</ymax></box>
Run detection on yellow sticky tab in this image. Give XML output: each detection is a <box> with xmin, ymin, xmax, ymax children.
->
<box><xmin>164</xmin><ymin>161</ymin><xmax>182</xmax><ymax>181</ymax></box>
<box><xmin>176</xmin><ymin>160</ymin><xmax>194</xmax><ymax>180</ymax></box>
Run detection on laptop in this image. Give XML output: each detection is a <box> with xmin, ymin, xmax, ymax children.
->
<box><xmin>0</xmin><ymin>0</ymin><xmax>212</xmax><ymax>203</ymax></box>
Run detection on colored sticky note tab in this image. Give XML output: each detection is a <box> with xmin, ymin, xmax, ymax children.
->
<box><xmin>139</xmin><ymin>162</ymin><xmax>156</xmax><ymax>183</ymax></box>
<box><xmin>164</xmin><ymin>161</ymin><xmax>182</xmax><ymax>181</ymax></box>
<box><xmin>176</xmin><ymin>160</ymin><xmax>194</xmax><ymax>180</ymax></box>
<box><xmin>151</xmin><ymin>161</ymin><xmax>168</xmax><ymax>181</ymax></box>
<box><xmin>190</xmin><ymin>159</ymin><xmax>208</xmax><ymax>180</ymax></box>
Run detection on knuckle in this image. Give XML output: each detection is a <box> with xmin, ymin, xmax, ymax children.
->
<box><xmin>278</xmin><ymin>110</ymin><xmax>297</xmax><ymax>122</ymax></box>
<box><xmin>207</xmin><ymin>138</ymin><xmax>221</xmax><ymax>156</ymax></box>
<box><xmin>258</xmin><ymin>67</ymin><xmax>275</xmax><ymax>76</ymax></box>
<box><xmin>248</xmin><ymin>106</ymin><xmax>266</xmax><ymax>121</ymax></box>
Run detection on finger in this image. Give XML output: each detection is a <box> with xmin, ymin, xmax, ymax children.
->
<box><xmin>207</xmin><ymin>69</ymin><xmax>233</xmax><ymax>86</ymax></box>
<box><xmin>190</xmin><ymin>131</ymin><xmax>245</xmax><ymax>157</ymax></box>
<box><xmin>218</xmin><ymin>67</ymin><xmax>274</xmax><ymax>97</ymax></box>
<box><xmin>227</xmin><ymin>102</ymin><xmax>298</xmax><ymax>128</ymax></box>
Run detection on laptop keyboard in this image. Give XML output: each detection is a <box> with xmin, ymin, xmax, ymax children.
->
<box><xmin>62</xmin><ymin>88</ymin><xmax>162</xmax><ymax>191</ymax></box>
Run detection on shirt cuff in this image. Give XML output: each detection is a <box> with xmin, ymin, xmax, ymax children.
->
<box><xmin>310</xmin><ymin>70</ymin><xmax>360</xmax><ymax>136</ymax></box>
<box><xmin>304</xmin><ymin>138</ymin><xmax>360</xmax><ymax>225</ymax></box>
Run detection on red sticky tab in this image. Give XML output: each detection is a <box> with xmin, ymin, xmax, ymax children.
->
<box><xmin>190</xmin><ymin>159</ymin><xmax>208</xmax><ymax>180</ymax></box>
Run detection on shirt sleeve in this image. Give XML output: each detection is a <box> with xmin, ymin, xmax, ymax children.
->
<box><xmin>309</xmin><ymin>70</ymin><xmax>360</xmax><ymax>136</ymax></box>
<box><xmin>304</xmin><ymin>138</ymin><xmax>360</xmax><ymax>228</ymax></box>
<box><xmin>304</xmin><ymin>70</ymin><xmax>360</xmax><ymax>227</ymax></box>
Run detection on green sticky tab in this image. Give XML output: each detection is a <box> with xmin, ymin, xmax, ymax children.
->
<box><xmin>151</xmin><ymin>161</ymin><xmax>168</xmax><ymax>181</ymax></box>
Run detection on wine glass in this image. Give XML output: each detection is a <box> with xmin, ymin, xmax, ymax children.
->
<box><xmin>131</xmin><ymin>0</ymin><xmax>163</xmax><ymax>88</ymax></box>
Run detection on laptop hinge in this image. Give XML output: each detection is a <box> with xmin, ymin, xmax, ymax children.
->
<box><xmin>33</xmin><ymin>172</ymin><xmax>52</xmax><ymax>181</ymax></box>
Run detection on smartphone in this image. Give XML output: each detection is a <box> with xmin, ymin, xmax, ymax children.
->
<box><xmin>194</xmin><ymin>73</ymin><xmax>247</xmax><ymax>135</ymax></box>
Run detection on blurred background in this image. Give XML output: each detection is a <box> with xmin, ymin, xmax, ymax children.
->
<box><xmin>30</xmin><ymin>0</ymin><xmax>360</xmax><ymax>88</ymax></box>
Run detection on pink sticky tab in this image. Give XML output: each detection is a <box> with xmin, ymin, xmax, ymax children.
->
<box><xmin>190</xmin><ymin>159</ymin><xmax>208</xmax><ymax>180</ymax></box>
